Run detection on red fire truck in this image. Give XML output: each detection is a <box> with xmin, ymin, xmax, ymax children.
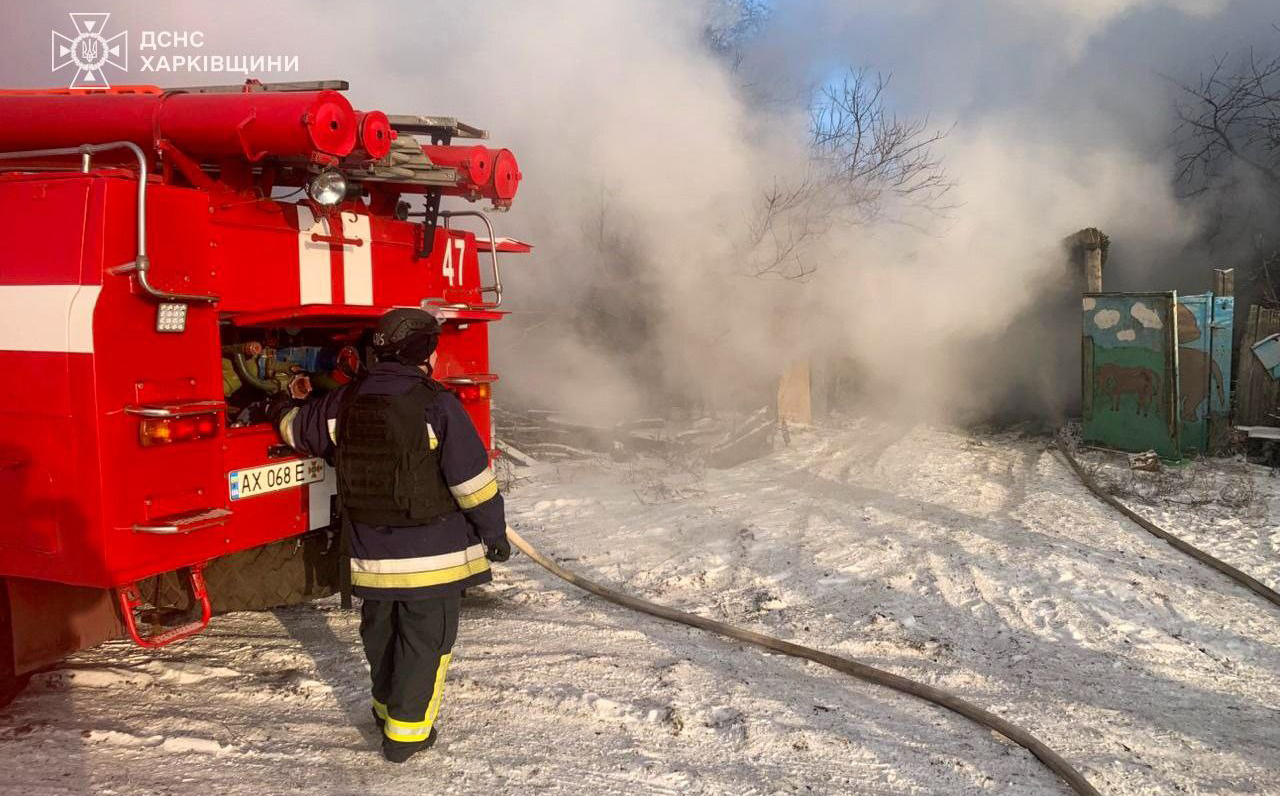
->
<box><xmin>0</xmin><ymin>79</ymin><xmax>527</xmax><ymax>702</ymax></box>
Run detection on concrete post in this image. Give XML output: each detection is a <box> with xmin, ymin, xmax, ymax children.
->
<box><xmin>1084</xmin><ymin>248</ymin><xmax>1103</xmax><ymax>293</ymax></box>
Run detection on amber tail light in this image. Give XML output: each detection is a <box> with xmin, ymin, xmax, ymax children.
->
<box><xmin>139</xmin><ymin>414</ymin><xmax>220</xmax><ymax>446</ymax></box>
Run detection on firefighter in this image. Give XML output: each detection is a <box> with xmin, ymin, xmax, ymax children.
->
<box><xmin>272</xmin><ymin>307</ymin><xmax>511</xmax><ymax>762</ymax></box>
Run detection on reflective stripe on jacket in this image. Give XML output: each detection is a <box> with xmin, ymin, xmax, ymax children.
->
<box><xmin>279</xmin><ymin>361</ymin><xmax>506</xmax><ymax>600</ymax></box>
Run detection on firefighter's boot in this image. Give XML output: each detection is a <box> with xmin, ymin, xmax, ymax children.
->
<box><xmin>382</xmin><ymin>728</ymin><xmax>438</xmax><ymax>763</ymax></box>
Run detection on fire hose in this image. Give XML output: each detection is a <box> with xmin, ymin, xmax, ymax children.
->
<box><xmin>505</xmin><ymin>528</ymin><xmax>1102</xmax><ymax>796</ymax></box>
<box><xmin>1055</xmin><ymin>434</ymin><xmax>1280</xmax><ymax>612</ymax></box>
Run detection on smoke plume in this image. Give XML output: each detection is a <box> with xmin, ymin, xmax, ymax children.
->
<box><xmin>6</xmin><ymin>0</ymin><xmax>1279</xmax><ymax>424</ymax></box>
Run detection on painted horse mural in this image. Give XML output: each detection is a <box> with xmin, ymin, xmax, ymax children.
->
<box><xmin>1095</xmin><ymin>363</ymin><xmax>1160</xmax><ymax>415</ymax></box>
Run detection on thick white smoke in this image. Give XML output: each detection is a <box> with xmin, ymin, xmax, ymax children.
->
<box><xmin>741</xmin><ymin>0</ymin><xmax>1272</xmax><ymax>421</ymax></box>
<box><xmin>4</xmin><ymin>0</ymin><xmax>1277</xmax><ymax>423</ymax></box>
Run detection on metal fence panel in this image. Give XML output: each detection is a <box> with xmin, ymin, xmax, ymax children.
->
<box><xmin>1082</xmin><ymin>292</ymin><xmax>1180</xmax><ymax>458</ymax></box>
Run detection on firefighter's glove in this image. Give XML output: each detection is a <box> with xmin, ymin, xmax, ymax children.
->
<box><xmin>264</xmin><ymin>393</ymin><xmax>297</xmax><ymax>427</ymax></box>
<box><xmin>485</xmin><ymin>537</ymin><xmax>512</xmax><ymax>563</ymax></box>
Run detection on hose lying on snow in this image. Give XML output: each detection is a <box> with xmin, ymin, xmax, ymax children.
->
<box><xmin>506</xmin><ymin>528</ymin><xmax>1102</xmax><ymax>796</ymax></box>
<box><xmin>1055</xmin><ymin>434</ymin><xmax>1280</xmax><ymax>612</ymax></box>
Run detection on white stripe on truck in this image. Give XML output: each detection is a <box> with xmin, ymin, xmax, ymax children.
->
<box><xmin>0</xmin><ymin>284</ymin><xmax>100</xmax><ymax>353</ymax></box>
<box><xmin>341</xmin><ymin>211</ymin><xmax>373</xmax><ymax>305</ymax></box>
<box><xmin>296</xmin><ymin>204</ymin><xmax>333</xmax><ymax>305</ymax></box>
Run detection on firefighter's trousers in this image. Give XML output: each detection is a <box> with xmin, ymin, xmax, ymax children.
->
<box><xmin>360</xmin><ymin>594</ymin><xmax>460</xmax><ymax>744</ymax></box>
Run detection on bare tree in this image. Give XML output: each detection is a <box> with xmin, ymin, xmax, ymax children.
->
<box><xmin>742</xmin><ymin>68</ymin><xmax>954</xmax><ymax>280</ymax></box>
<box><xmin>704</xmin><ymin>0</ymin><xmax>771</xmax><ymax>62</ymax></box>
<box><xmin>811</xmin><ymin>69</ymin><xmax>955</xmax><ymax>221</ymax></box>
<box><xmin>741</xmin><ymin>176</ymin><xmax>828</xmax><ymax>280</ymax></box>
<box><xmin>1174</xmin><ymin>32</ymin><xmax>1280</xmax><ymax>305</ymax></box>
<box><xmin>1260</xmin><ymin>249</ymin><xmax>1280</xmax><ymax>306</ymax></box>
<box><xmin>1175</xmin><ymin>46</ymin><xmax>1280</xmax><ymax>196</ymax></box>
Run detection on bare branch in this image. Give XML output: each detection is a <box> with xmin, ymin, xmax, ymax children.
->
<box><xmin>741</xmin><ymin>68</ymin><xmax>955</xmax><ymax>280</ymax></box>
<box><xmin>1172</xmin><ymin>37</ymin><xmax>1280</xmax><ymax>304</ymax></box>
<box><xmin>1173</xmin><ymin>48</ymin><xmax>1280</xmax><ymax>196</ymax></box>
<box><xmin>705</xmin><ymin>0</ymin><xmax>771</xmax><ymax>59</ymax></box>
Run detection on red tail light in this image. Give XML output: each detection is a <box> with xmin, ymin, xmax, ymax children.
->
<box><xmin>452</xmin><ymin>383</ymin><xmax>491</xmax><ymax>403</ymax></box>
<box><xmin>139</xmin><ymin>414</ymin><xmax>220</xmax><ymax>446</ymax></box>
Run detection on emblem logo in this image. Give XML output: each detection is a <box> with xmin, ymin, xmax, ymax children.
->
<box><xmin>51</xmin><ymin>13</ymin><xmax>128</xmax><ymax>89</ymax></box>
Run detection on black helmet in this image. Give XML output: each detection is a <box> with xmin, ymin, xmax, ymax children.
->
<box><xmin>372</xmin><ymin>308</ymin><xmax>441</xmax><ymax>365</ymax></box>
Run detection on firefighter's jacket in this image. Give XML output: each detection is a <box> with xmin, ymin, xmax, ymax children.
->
<box><xmin>277</xmin><ymin>361</ymin><xmax>505</xmax><ymax>600</ymax></box>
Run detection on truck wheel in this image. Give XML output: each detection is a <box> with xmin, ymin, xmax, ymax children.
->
<box><xmin>0</xmin><ymin>580</ymin><xmax>31</xmax><ymax>708</ymax></box>
<box><xmin>141</xmin><ymin>531</ymin><xmax>341</xmax><ymax>614</ymax></box>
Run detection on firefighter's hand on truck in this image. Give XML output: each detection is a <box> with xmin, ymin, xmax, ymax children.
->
<box><xmin>485</xmin><ymin>537</ymin><xmax>512</xmax><ymax>563</ymax></box>
<box><xmin>288</xmin><ymin>375</ymin><xmax>313</xmax><ymax>400</ymax></box>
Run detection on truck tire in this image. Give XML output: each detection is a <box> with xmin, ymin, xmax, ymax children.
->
<box><xmin>141</xmin><ymin>530</ymin><xmax>341</xmax><ymax>614</ymax></box>
<box><xmin>0</xmin><ymin>580</ymin><xmax>30</xmax><ymax>708</ymax></box>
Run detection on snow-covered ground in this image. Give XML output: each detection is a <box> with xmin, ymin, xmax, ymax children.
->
<box><xmin>1068</xmin><ymin>440</ymin><xmax>1279</xmax><ymax>594</ymax></box>
<box><xmin>2</xmin><ymin>418</ymin><xmax>1278</xmax><ymax>795</ymax></box>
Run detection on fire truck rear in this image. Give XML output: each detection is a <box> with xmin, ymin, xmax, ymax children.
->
<box><xmin>0</xmin><ymin>80</ymin><xmax>527</xmax><ymax>701</ymax></box>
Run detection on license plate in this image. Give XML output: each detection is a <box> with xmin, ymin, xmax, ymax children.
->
<box><xmin>228</xmin><ymin>458</ymin><xmax>326</xmax><ymax>501</ymax></box>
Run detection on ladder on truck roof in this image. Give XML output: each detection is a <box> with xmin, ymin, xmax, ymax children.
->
<box><xmin>171</xmin><ymin>80</ymin><xmax>491</xmax><ymax>141</ymax></box>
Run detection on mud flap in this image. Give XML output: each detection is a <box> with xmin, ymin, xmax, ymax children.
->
<box><xmin>0</xmin><ymin>579</ymin><xmax>24</xmax><ymax>706</ymax></box>
<box><xmin>4</xmin><ymin>576</ymin><xmax>122</xmax><ymax>676</ymax></box>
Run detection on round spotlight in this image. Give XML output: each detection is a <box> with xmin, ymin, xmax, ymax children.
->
<box><xmin>306</xmin><ymin>169</ymin><xmax>348</xmax><ymax>207</ymax></box>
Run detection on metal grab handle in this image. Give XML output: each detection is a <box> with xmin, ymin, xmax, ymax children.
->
<box><xmin>133</xmin><ymin>523</ymin><xmax>203</xmax><ymax>535</ymax></box>
<box><xmin>132</xmin><ymin>507</ymin><xmax>232</xmax><ymax>535</ymax></box>
<box><xmin>441</xmin><ymin>209</ymin><xmax>503</xmax><ymax>308</ymax></box>
<box><xmin>124</xmin><ymin>400</ymin><xmax>226</xmax><ymax>418</ymax></box>
<box><xmin>0</xmin><ymin>141</ymin><xmax>219</xmax><ymax>304</ymax></box>
<box><xmin>311</xmin><ymin>231</ymin><xmax>365</xmax><ymax>246</ymax></box>
<box><xmin>440</xmin><ymin>373</ymin><xmax>499</xmax><ymax>385</ymax></box>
